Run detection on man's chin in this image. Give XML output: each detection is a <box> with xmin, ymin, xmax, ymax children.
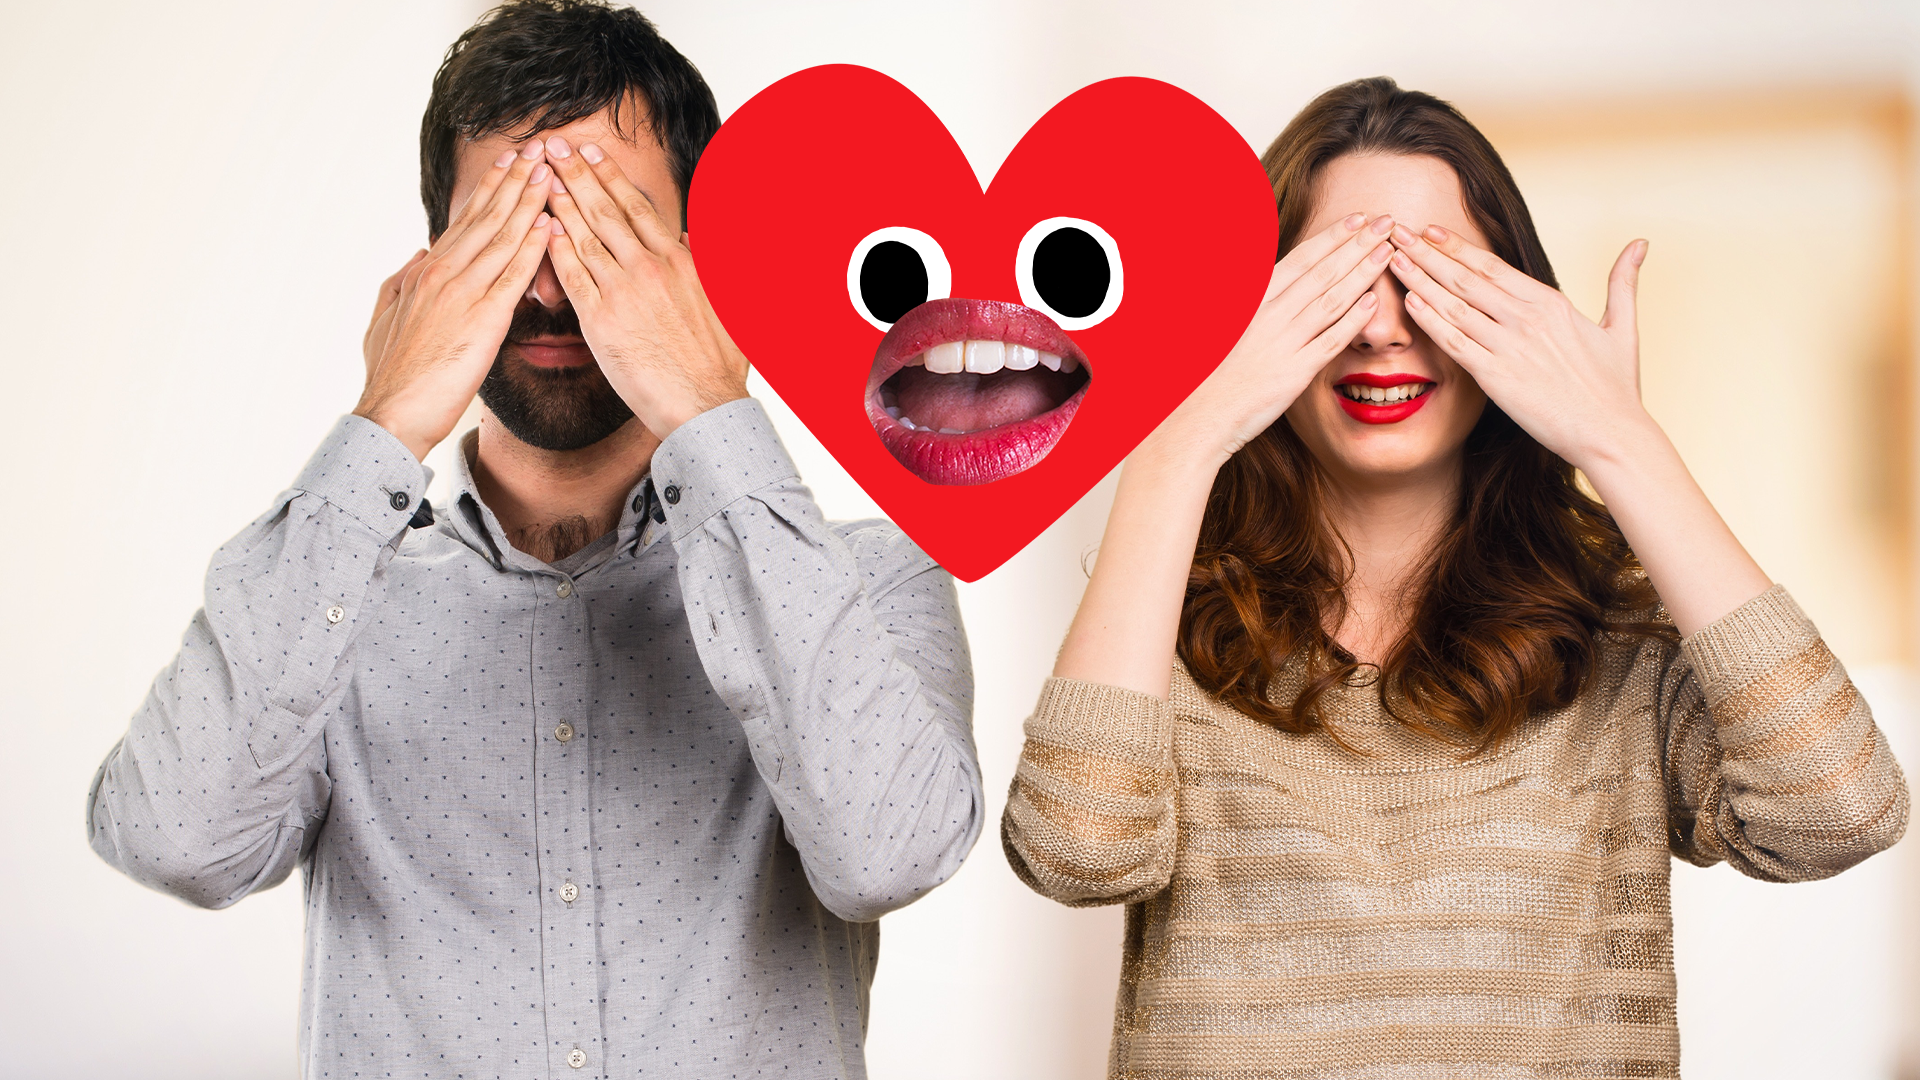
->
<box><xmin>479</xmin><ymin>354</ymin><xmax>634</xmax><ymax>452</ymax></box>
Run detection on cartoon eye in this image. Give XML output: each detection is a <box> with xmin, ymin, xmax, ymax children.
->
<box><xmin>1015</xmin><ymin>217</ymin><xmax>1123</xmax><ymax>331</ymax></box>
<box><xmin>847</xmin><ymin>227</ymin><xmax>953</xmax><ymax>331</ymax></box>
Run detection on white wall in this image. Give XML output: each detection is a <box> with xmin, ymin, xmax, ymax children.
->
<box><xmin>2</xmin><ymin>1</ymin><xmax>1917</xmax><ymax>1077</ymax></box>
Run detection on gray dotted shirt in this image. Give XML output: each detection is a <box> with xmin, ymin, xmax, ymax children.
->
<box><xmin>88</xmin><ymin>399</ymin><xmax>983</xmax><ymax>1079</ymax></box>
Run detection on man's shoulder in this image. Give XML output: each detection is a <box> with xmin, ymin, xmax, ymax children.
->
<box><xmin>827</xmin><ymin>518</ymin><xmax>947</xmax><ymax>587</ymax></box>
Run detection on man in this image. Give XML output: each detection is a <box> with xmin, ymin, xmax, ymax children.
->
<box><xmin>87</xmin><ymin>3</ymin><xmax>983</xmax><ymax>1077</ymax></box>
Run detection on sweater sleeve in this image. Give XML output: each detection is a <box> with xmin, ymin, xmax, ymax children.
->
<box><xmin>1661</xmin><ymin>585</ymin><xmax>1909</xmax><ymax>881</ymax></box>
<box><xmin>1001</xmin><ymin>677</ymin><xmax>1179</xmax><ymax>907</ymax></box>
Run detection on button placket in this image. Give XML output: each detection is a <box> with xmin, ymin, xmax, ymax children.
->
<box><xmin>531</xmin><ymin>569</ymin><xmax>605</xmax><ymax>1077</ymax></box>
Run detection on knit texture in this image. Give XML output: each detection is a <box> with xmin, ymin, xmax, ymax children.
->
<box><xmin>1002</xmin><ymin>586</ymin><xmax>1907</xmax><ymax>1079</ymax></box>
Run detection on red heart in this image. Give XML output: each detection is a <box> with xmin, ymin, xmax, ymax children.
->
<box><xmin>689</xmin><ymin>65</ymin><xmax>1277</xmax><ymax>581</ymax></box>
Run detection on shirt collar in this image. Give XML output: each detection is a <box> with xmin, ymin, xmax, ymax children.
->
<box><xmin>440</xmin><ymin>428</ymin><xmax>661</xmax><ymax>572</ymax></box>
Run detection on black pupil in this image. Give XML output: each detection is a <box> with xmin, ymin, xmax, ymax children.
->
<box><xmin>1032</xmin><ymin>227</ymin><xmax>1109</xmax><ymax>319</ymax></box>
<box><xmin>858</xmin><ymin>240</ymin><xmax>929</xmax><ymax>325</ymax></box>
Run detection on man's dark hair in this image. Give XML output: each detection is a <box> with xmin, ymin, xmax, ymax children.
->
<box><xmin>420</xmin><ymin>0</ymin><xmax>721</xmax><ymax>238</ymax></box>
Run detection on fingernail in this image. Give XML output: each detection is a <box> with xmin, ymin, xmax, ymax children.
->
<box><xmin>1359</xmin><ymin>292</ymin><xmax>1377</xmax><ymax>306</ymax></box>
<box><xmin>1370</xmin><ymin>242</ymin><xmax>1391</xmax><ymax>264</ymax></box>
<box><xmin>1370</xmin><ymin>215</ymin><xmax>1395</xmax><ymax>235</ymax></box>
<box><xmin>1405</xmin><ymin>290</ymin><xmax>1426</xmax><ymax>310</ymax></box>
<box><xmin>550</xmin><ymin>174</ymin><xmax>567</xmax><ymax>195</ymax></box>
<box><xmin>1634</xmin><ymin>239</ymin><xmax>1649</xmax><ymax>265</ymax></box>
<box><xmin>580</xmin><ymin>143</ymin><xmax>605</xmax><ymax>165</ymax></box>
<box><xmin>519</xmin><ymin>141</ymin><xmax>543</xmax><ymax>161</ymax></box>
<box><xmin>545</xmin><ymin>135</ymin><xmax>572</xmax><ymax>159</ymax></box>
<box><xmin>529</xmin><ymin>163</ymin><xmax>551</xmax><ymax>184</ymax></box>
<box><xmin>1391</xmin><ymin>224</ymin><xmax>1418</xmax><ymax>246</ymax></box>
<box><xmin>1343</xmin><ymin>212</ymin><xmax>1364</xmax><ymax>231</ymax></box>
<box><xmin>1391</xmin><ymin>251</ymin><xmax>1411</xmax><ymax>271</ymax></box>
<box><xmin>550</xmin><ymin>217</ymin><xmax>566</xmax><ymax>236</ymax></box>
<box><xmin>494</xmin><ymin>150</ymin><xmax>516</xmax><ymax>168</ymax></box>
<box><xmin>535</xmin><ymin>211</ymin><xmax>550</xmax><ymax>229</ymax></box>
<box><xmin>1424</xmin><ymin>225</ymin><xmax>1449</xmax><ymax>242</ymax></box>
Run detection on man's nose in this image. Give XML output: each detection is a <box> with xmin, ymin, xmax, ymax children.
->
<box><xmin>525</xmin><ymin>253</ymin><xmax>566</xmax><ymax>310</ymax></box>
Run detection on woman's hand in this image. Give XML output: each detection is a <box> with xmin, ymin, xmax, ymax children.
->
<box><xmin>1384</xmin><ymin>223</ymin><xmax>1652</xmax><ymax>469</ymax></box>
<box><xmin>1150</xmin><ymin>212</ymin><xmax>1396</xmax><ymax>468</ymax></box>
<box><xmin>1388</xmin><ymin>223</ymin><xmax>1771</xmax><ymax>635</ymax></box>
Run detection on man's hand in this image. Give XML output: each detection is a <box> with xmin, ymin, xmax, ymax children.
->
<box><xmin>356</xmin><ymin>143</ymin><xmax>555</xmax><ymax>462</ymax></box>
<box><xmin>539</xmin><ymin>134</ymin><xmax>749</xmax><ymax>439</ymax></box>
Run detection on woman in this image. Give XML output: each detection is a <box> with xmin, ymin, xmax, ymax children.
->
<box><xmin>1002</xmin><ymin>77</ymin><xmax>1908</xmax><ymax>1077</ymax></box>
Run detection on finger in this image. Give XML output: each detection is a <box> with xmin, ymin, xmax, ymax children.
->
<box><xmin>1301</xmin><ymin>290</ymin><xmax>1380</xmax><ymax>368</ymax></box>
<box><xmin>543</xmin><ymin>136</ymin><xmax>646</xmax><ymax>263</ymax></box>
<box><xmin>1282</xmin><ymin>210</ymin><xmax>1390</xmax><ymax>303</ymax></box>
<box><xmin>436</xmin><ymin>147</ymin><xmax>523</xmax><ymax>253</ymax></box>
<box><xmin>1388</xmin><ymin>248</ymin><xmax>1506</xmax><ymax>350</ymax></box>
<box><xmin>1388</xmin><ymin>224</ymin><xmax>1529</xmax><ymax>322</ymax></box>
<box><xmin>372</xmin><ymin>249</ymin><xmax>427</xmax><ymax>322</ymax></box>
<box><xmin>459</xmin><ymin>160</ymin><xmax>555</xmax><ymax>288</ymax></box>
<box><xmin>485</xmin><ymin>212</ymin><xmax>556</xmax><ymax>307</ymax></box>
<box><xmin>439</xmin><ymin>150</ymin><xmax>550</xmax><ymax>273</ymax></box>
<box><xmin>576</xmin><ymin>140</ymin><xmax>680</xmax><ymax>255</ymax></box>
<box><xmin>1599</xmin><ymin>239</ymin><xmax>1647</xmax><ymax>334</ymax></box>
<box><xmin>1399</xmin><ymin>274</ymin><xmax>1496</xmax><ymax>369</ymax></box>
<box><xmin>1272</xmin><ymin>214</ymin><xmax>1397</xmax><ymax>320</ymax></box>
<box><xmin>545</xmin><ymin>185</ymin><xmax>623</xmax><ymax>288</ymax></box>
<box><xmin>545</xmin><ymin>215</ymin><xmax>603</xmax><ymax>305</ymax></box>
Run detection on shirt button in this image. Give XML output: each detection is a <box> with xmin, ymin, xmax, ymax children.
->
<box><xmin>632</xmin><ymin>492</ymin><xmax>645</xmax><ymax>513</ymax></box>
<box><xmin>567</xmin><ymin>1048</ymin><xmax>587</xmax><ymax>1069</ymax></box>
<box><xmin>662</xmin><ymin>484</ymin><xmax>680</xmax><ymax>505</ymax></box>
<box><xmin>325</xmin><ymin>605</ymin><xmax>345</xmax><ymax>624</ymax></box>
<box><xmin>556</xmin><ymin>579</ymin><xmax>573</xmax><ymax>598</ymax></box>
<box><xmin>560</xmin><ymin>881</ymin><xmax>579</xmax><ymax>904</ymax></box>
<box><xmin>389</xmin><ymin>491</ymin><xmax>410</xmax><ymax>511</ymax></box>
<box><xmin>554</xmin><ymin>722</ymin><xmax>574</xmax><ymax>743</ymax></box>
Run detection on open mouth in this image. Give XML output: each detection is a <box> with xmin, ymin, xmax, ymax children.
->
<box><xmin>867</xmin><ymin>298</ymin><xmax>1091</xmax><ymax>485</ymax></box>
<box><xmin>1335</xmin><ymin>372</ymin><xmax>1435</xmax><ymax>425</ymax></box>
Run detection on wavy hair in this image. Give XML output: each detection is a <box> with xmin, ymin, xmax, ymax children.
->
<box><xmin>1176</xmin><ymin>77</ymin><xmax>1674</xmax><ymax>751</ymax></box>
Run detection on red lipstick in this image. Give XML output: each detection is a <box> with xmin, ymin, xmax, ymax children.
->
<box><xmin>866</xmin><ymin>298</ymin><xmax>1090</xmax><ymax>486</ymax></box>
<box><xmin>1334</xmin><ymin>371</ymin><xmax>1435</xmax><ymax>425</ymax></box>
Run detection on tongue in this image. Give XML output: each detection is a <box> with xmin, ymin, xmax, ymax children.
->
<box><xmin>889</xmin><ymin>368</ymin><xmax>1070</xmax><ymax>432</ymax></box>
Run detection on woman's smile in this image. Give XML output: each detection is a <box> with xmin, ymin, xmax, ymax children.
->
<box><xmin>1334</xmin><ymin>371</ymin><xmax>1436</xmax><ymax>424</ymax></box>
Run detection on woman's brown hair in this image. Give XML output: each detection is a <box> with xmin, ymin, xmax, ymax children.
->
<box><xmin>1177</xmin><ymin>76</ymin><xmax>1674</xmax><ymax>751</ymax></box>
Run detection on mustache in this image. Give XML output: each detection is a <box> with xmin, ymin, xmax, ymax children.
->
<box><xmin>507</xmin><ymin>303</ymin><xmax>583</xmax><ymax>341</ymax></box>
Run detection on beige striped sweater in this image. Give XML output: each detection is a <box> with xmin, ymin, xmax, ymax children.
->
<box><xmin>1002</xmin><ymin>586</ymin><xmax>1907</xmax><ymax>1079</ymax></box>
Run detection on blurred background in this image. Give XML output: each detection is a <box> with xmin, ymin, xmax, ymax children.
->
<box><xmin>3</xmin><ymin>0</ymin><xmax>1918</xmax><ymax>1076</ymax></box>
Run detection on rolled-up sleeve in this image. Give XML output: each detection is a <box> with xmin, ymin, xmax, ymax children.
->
<box><xmin>87</xmin><ymin>415</ymin><xmax>424</xmax><ymax>908</ymax></box>
<box><xmin>652</xmin><ymin>398</ymin><xmax>983</xmax><ymax>922</ymax></box>
<box><xmin>1662</xmin><ymin>585</ymin><xmax>1909</xmax><ymax>881</ymax></box>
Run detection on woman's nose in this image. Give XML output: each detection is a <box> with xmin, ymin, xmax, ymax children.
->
<box><xmin>524</xmin><ymin>253</ymin><xmax>567</xmax><ymax>310</ymax></box>
<box><xmin>1352</xmin><ymin>271</ymin><xmax>1413</xmax><ymax>352</ymax></box>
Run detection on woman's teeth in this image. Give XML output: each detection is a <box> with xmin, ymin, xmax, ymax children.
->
<box><xmin>920</xmin><ymin>340</ymin><xmax>1073</xmax><ymax>375</ymax></box>
<box><xmin>1338</xmin><ymin>382</ymin><xmax>1432</xmax><ymax>404</ymax></box>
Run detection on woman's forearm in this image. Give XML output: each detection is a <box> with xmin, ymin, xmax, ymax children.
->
<box><xmin>1053</xmin><ymin>427</ymin><xmax>1226</xmax><ymax>698</ymax></box>
<box><xmin>1577</xmin><ymin>414</ymin><xmax>1772</xmax><ymax>638</ymax></box>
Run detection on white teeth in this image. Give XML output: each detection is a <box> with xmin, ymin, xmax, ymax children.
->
<box><xmin>1005</xmin><ymin>344</ymin><xmax>1040</xmax><ymax>370</ymax></box>
<box><xmin>1339</xmin><ymin>382</ymin><xmax>1431</xmax><ymax>404</ymax></box>
<box><xmin>938</xmin><ymin>427</ymin><xmax>964</xmax><ymax>435</ymax></box>
<box><xmin>1039</xmin><ymin>352</ymin><xmax>1062</xmax><ymax>371</ymax></box>
<box><xmin>964</xmin><ymin>340</ymin><xmax>1007</xmax><ymax>374</ymax></box>
<box><xmin>1059</xmin><ymin>356</ymin><xmax>1079</xmax><ymax>374</ymax></box>
<box><xmin>884</xmin><ymin>405</ymin><xmax>901</xmax><ymax>419</ymax></box>
<box><xmin>924</xmin><ymin>341</ymin><xmax>965</xmax><ymax>374</ymax></box>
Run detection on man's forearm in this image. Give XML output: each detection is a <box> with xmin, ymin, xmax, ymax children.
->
<box><xmin>655</xmin><ymin>399</ymin><xmax>984</xmax><ymax>922</ymax></box>
<box><xmin>88</xmin><ymin>415</ymin><xmax>424</xmax><ymax>905</ymax></box>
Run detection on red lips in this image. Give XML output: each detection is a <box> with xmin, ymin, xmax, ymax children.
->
<box><xmin>1335</xmin><ymin>371</ymin><xmax>1436</xmax><ymax>425</ymax></box>
<box><xmin>867</xmin><ymin>299</ymin><xmax>1090</xmax><ymax>486</ymax></box>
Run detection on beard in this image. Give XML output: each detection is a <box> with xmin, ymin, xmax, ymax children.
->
<box><xmin>478</xmin><ymin>303</ymin><xmax>635</xmax><ymax>452</ymax></box>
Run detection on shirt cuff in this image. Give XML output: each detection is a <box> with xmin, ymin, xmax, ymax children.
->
<box><xmin>1679</xmin><ymin>584</ymin><xmax>1821</xmax><ymax>703</ymax></box>
<box><xmin>649</xmin><ymin>398</ymin><xmax>801</xmax><ymax>534</ymax></box>
<box><xmin>1024</xmin><ymin>677</ymin><xmax>1175</xmax><ymax>764</ymax></box>
<box><xmin>292</xmin><ymin>414</ymin><xmax>429</xmax><ymax>541</ymax></box>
